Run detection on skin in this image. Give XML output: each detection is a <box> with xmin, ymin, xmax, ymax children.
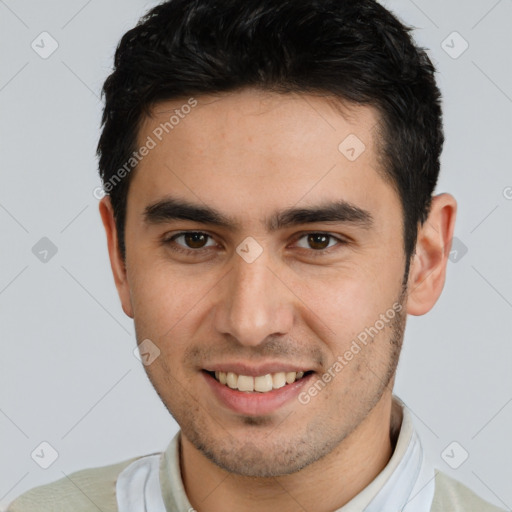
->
<box><xmin>100</xmin><ymin>88</ymin><xmax>457</xmax><ymax>512</ymax></box>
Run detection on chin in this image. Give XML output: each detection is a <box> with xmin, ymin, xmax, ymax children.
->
<box><xmin>183</xmin><ymin>421</ymin><xmax>340</xmax><ymax>478</ymax></box>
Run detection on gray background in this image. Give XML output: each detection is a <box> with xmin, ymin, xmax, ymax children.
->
<box><xmin>1</xmin><ymin>0</ymin><xmax>511</xmax><ymax>509</ymax></box>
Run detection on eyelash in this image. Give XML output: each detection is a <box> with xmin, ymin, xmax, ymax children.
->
<box><xmin>162</xmin><ymin>231</ymin><xmax>348</xmax><ymax>257</ymax></box>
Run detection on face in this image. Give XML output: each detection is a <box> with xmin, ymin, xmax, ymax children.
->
<box><xmin>115</xmin><ymin>89</ymin><xmax>410</xmax><ymax>477</ymax></box>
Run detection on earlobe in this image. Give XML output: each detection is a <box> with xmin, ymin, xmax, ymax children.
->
<box><xmin>98</xmin><ymin>197</ymin><xmax>134</xmax><ymax>318</ymax></box>
<box><xmin>406</xmin><ymin>193</ymin><xmax>457</xmax><ymax>316</ymax></box>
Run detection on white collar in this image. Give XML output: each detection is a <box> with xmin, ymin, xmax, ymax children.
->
<box><xmin>337</xmin><ymin>396</ymin><xmax>436</xmax><ymax>511</ymax></box>
<box><xmin>117</xmin><ymin>395</ymin><xmax>435</xmax><ymax>512</ymax></box>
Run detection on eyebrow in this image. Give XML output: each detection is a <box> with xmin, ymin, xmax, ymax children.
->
<box><xmin>143</xmin><ymin>196</ymin><xmax>373</xmax><ymax>232</ymax></box>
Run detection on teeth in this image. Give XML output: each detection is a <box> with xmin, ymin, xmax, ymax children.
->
<box><xmin>213</xmin><ymin>370</ymin><xmax>307</xmax><ymax>392</ymax></box>
<box><xmin>272</xmin><ymin>372</ymin><xmax>286</xmax><ymax>389</ymax></box>
<box><xmin>237</xmin><ymin>375</ymin><xmax>254</xmax><ymax>392</ymax></box>
<box><xmin>254</xmin><ymin>374</ymin><xmax>273</xmax><ymax>392</ymax></box>
<box><xmin>226</xmin><ymin>372</ymin><xmax>238</xmax><ymax>389</ymax></box>
<box><xmin>285</xmin><ymin>372</ymin><xmax>296</xmax><ymax>384</ymax></box>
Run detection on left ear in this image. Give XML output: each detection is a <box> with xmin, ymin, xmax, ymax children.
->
<box><xmin>406</xmin><ymin>193</ymin><xmax>457</xmax><ymax>316</ymax></box>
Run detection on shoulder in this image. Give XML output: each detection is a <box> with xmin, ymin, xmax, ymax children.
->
<box><xmin>6</xmin><ymin>456</ymin><xmax>141</xmax><ymax>512</ymax></box>
<box><xmin>431</xmin><ymin>470</ymin><xmax>506</xmax><ymax>511</ymax></box>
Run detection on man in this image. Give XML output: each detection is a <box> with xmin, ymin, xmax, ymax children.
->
<box><xmin>8</xmin><ymin>0</ymin><xmax>505</xmax><ymax>510</ymax></box>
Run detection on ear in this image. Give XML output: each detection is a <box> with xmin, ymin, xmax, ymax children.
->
<box><xmin>99</xmin><ymin>196</ymin><xmax>134</xmax><ymax>318</ymax></box>
<box><xmin>406</xmin><ymin>193</ymin><xmax>457</xmax><ymax>316</ymax></box>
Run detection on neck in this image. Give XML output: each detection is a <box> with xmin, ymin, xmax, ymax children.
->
<box><xmin>181</xmin><ymin>392</ymin><xmax>401</xmax><ymax>512</ymax></box>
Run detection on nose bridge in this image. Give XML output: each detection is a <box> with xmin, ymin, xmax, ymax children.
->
<box><xmin>215</xmin><ymin>250</ymin><xmax>293</xmax><ymax>346</ymax></box>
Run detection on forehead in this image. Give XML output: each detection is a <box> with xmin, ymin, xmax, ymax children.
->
<box><xmin>140</xmin><ymin>88</ymin><xmax>380</xmax><ymax>163</ymax></box>
<box><xmin>129</xmin><ymin>89</ymin><xmax>399</xmax><ymax>229</ymax></box>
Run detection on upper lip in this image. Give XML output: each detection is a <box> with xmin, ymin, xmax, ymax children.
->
<box><xmin>203</xmin><ymin>362</ymin><xmax>313</xmax><ymax>376</ymax></box>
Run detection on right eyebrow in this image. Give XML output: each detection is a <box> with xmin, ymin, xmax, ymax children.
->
<box><xmin>144</xmin><ymin>197</ymin><xmax>241</xmax><ymax>231</ymax></box>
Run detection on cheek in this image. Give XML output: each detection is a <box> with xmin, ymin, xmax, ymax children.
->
<box><xmin>127</xmin><ymin>258</ymin><xmax>220</xmax><ymax>345</ymax></box>
<box><xmin>310</xmin><ymin>270</ymin><xmax>387</xmax><ymax>320</ymax></box>
<box><xmin>305</xmin><ymin>263</ymin><xmax>402</xmax><ymax>350</ymax></box>
<box><xmin>128</xmin><ymin>262</ymin><xmax>184</xmax><ymax>335</ymax></box>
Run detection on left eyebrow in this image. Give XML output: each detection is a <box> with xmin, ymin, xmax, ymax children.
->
<box><xmin>267</xmin><ymin>200</ymin><xmax>373</xmax><ymax>231</ymax></box>
<box><xmin>143</xmin><ymin>196</ymin><xmax>373</xmax><ymax>232</ymax></box>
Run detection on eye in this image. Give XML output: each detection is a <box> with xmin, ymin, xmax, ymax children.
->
<box><xmin>164</xmin><ymin>231</ymin><xmax>217</xmax><ymax>254</ymax></box>
<box><xmin>162</xmin><ymin>230</ymin><xmax>347</xmax><ymax>258</ymax></box>
<box><xmin>293</xmin><ymin>232</ymin><xmax>346</xmax><ymax>253</ymax></box>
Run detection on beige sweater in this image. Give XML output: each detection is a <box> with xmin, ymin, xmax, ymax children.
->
<box><xmin>7</xmin><ymin>399</ymin><xmax>506</xmax><ymax>512</ymax></box>
<box><xmin>7</xmin><ymin>453</ymin><xmax>505</xmax><ymax>511</ymax></box>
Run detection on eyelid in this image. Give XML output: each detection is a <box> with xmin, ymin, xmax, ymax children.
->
<box><xmin>290</xmin><ymin>230</ymin><xmax>348</xmax><ymax>244</ymax></box>
<box><xmin>164</xmin><ymin>231</ymin><xmax>218</xmax><ymax>249</ymax></box>
<box><xmin>290</xmin><ymin>231</ymin><xmax>349</xmax><ymax>255</ymax></box>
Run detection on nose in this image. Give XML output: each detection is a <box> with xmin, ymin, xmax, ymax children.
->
<box><xmin>213</xmin><ymin>249</ymin><xmax>295</xmax><ymax>347</ymax></box>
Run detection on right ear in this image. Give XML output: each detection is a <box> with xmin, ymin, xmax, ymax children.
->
<box><xmin>99</xmin><ymin>196</ymin><xmax>134</xmax><ymax>318</ymax></box>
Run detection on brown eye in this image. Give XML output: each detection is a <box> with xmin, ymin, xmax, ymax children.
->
<box><xmin>291</xmin><ymin>232</ymin><xmax>349</xmax><ymax>257</ymax></box>
<box><xmin>294</xmin><ymin>233</ymin><xmax>341</xmax><ymax>252</ymax></box>
<box><xmin>306</xmin><ymin>233</ymin><xmax>331</xmax><ymax>250</ymax></box>
<box><xmin>183</xmin><ymin>232</ymin><xmax>209</xmax><ymax>249</ymax></box>
<box><xmin>165</xmin><ymin>231</ymin><xmax>217</xmax><ymax>253</ymax></box>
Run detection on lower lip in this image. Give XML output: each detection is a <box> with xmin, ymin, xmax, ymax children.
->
<box><xmin>202</xmin><ymin>371</ymin><xmax>314</xmax><ymax>416</ymax></box>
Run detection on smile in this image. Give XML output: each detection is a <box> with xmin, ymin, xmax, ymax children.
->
<box><xmin>207</xmin><ymin>370</ymin><xmax>310</xmax><ymax>393</ymax></box>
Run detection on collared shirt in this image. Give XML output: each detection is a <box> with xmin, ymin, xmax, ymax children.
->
<box><xmin>116</xmin><ymin>395</ymin><xmax>436</xmax><ymax>512</ymax></box>
<box><xmin>8</xmin><ymin>395</ymin><xmax>505</xmax><ymax>511</ymax></box>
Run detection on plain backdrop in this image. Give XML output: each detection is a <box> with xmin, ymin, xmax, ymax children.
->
<box><xmin>1</xmin><ymin>0</ymin><xmax>511</xmax><ymax>509</ymax></box>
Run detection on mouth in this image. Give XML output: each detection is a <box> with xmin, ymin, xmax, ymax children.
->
<box><xmin>202</xmin><ymin>367</ymin><xmax>315</xmax><ymax>416</ymax></box>
<box><xmin>205</xmin><ymin>370</ymin><xmax>313</xmax><ymax>393</ymax></box>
